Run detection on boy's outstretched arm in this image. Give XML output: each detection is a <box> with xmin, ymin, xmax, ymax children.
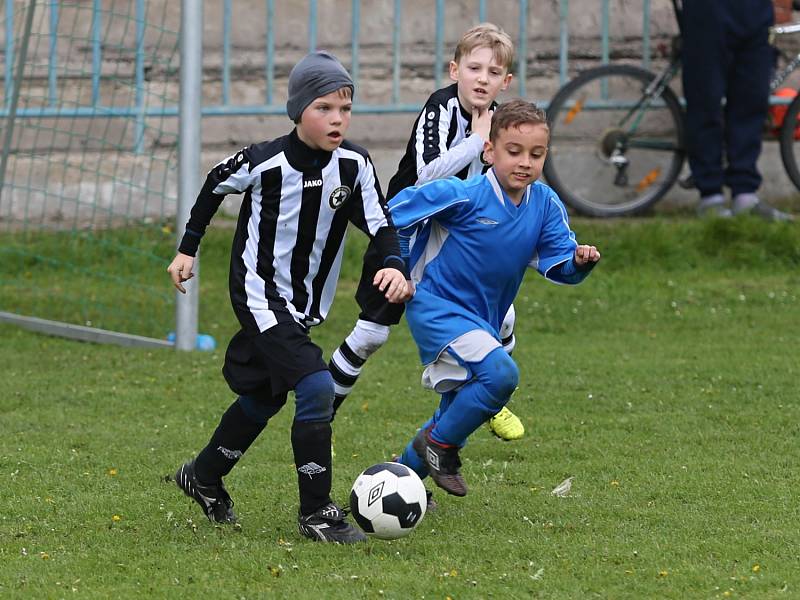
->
<box><xmin>166</xmin><ymin>147</ymin><xmax>253</xmax><ymax>293</ymax></box>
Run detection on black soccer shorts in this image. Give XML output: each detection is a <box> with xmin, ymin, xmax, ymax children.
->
<box><xmin>354</xmin><ymin>237</ymin><xmax>406</xmax><ymax>326</ymax></box>
<box><xmin>222</xmin><ymin>321</ymin><xmax>328</xmax><ymax>402</ymax></box>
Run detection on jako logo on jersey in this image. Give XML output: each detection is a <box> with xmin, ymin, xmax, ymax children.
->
<box><xmin>476</xmin><ymin>217</ymin><xmax>499</xmax><ymax>225</ymax></box>
<box><xmin>304</xmin><ymin>179</ymin><xmax>323</xmax><ymax>188</ymax></box>
<box><xmin>297</xmin><ymin>462</ymin><xmax>327</xmax><ymax>478</ymax></box>
<box><xmin>329</xmin><ymin>185</ymin><xmax>351</xmax><ymax>209</ymax></box>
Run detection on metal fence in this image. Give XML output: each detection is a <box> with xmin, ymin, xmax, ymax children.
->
<box><xmin>2</xmin><ymin>0</ymin><xmax>666</xmax><ymax>122</ymax></box>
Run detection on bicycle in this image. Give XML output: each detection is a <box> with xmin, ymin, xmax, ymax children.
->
<box><xmin>542</xmin><ymin>0</ymin><xmax>800</xmax><ymax>217</ymax></box>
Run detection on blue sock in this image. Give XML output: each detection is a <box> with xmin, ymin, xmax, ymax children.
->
<box><xmin>396</xmin><ymin>390</ymin><xmax>458</xmax><ymax>478</ymax></box>
<box><xmin>399</xmin><ymin>440</ymin><xmax>428</xmax><ymax>479</ymax></box>
<box><xmin>429</xmin><ymin>348</ymin><xmax>518</xmax><ymax>446</ymax></box>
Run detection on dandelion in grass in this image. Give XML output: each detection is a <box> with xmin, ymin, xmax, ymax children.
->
<box><xmin>108</xmin><ymin>468</ymin><xmax>118</xmax><ymax>476</ymax></box>
<box><xmin>112</xmin><ymin>515</ymin><xmax>121</xmax><ymax>522</ymax></box>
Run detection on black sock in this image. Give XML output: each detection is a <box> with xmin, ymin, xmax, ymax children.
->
<box><xmin>194</xmin><ymin>400</ymin><xmax>266</xmax><ymax>483</ymax></box>
<box><xmin>291</xmin><ymin>420</ymin><xmax>333</xmax><ymax>515</ymax></box>
<box><xmin>331</xmin><ymin>393</ymin><xmax>347</xmax><ymax>420</ymax></box>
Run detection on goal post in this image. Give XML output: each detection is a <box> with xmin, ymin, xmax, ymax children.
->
<box><xmin>0</xmin><ymin>0</ymin><xmax>201</xmax><ymax>350</ymax></box>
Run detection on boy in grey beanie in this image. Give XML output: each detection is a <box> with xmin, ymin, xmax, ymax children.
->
<box><xmin>286</xmin><ymin>51</ymin><xmax>354</xmax><ymax>122</ymax></box>
<box><xmin>169</xmin><ymin>51</ymin><xmax>409</xmax><ymax>544</ymax></box>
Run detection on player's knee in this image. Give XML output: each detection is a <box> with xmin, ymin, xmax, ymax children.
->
<box><xmin>480</xmin><ymin>350</ymin><xmax>519</xmax><ymax>407</ymax></box>
<box><xmin>348</xmin><ymin>319</ymin><xmax>391</xmax><ymax>359</ymax></box>
<box><xmin>237</xmin><ymin>393</ymin><xmax>284</xmax><ymax>425</ymax></box>
<box><xmin>294</xmin><ymin>370</ymin><xmax>335</xmax><ymax>422</ymax></box>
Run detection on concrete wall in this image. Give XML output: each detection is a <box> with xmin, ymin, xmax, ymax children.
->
<box><xmin>3</xmin><ymin>1</ymin><xmax>798</xmax><ymax>221</ymax></box>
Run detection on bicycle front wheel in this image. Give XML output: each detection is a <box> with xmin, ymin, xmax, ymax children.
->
<box><xmin>543</xmin><ymin>64</ymin><xmax>686</xmax><ymax>217</ymax></box>
<box><xmin>779</xmin><ymin>91</ymin><xmax>800</xmax><ymax>193</ymax></box>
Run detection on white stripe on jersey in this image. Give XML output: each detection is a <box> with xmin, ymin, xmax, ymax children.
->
<box><xmin>230</xmin><ymin>143</ymin><xmax>388</xmax><ymax>332</ymax></box>
<box><xmin>410</xmin><ymin>219</ymin><xmax>450</xmax><ymax>285</ymax></box>
<box><xmin>243</xmin><ymin>153</ymin><xmax>289</xmax><ymax>330</ymax></box>
<box><xmin>413</xmin><ymin>96</ymin><xmax>486</xmax><ymax>185</ymax></box>
<box><xmin>343</xmin><ymin>147</ymin><xmax>387</xmax><ymax>236</ymax></box>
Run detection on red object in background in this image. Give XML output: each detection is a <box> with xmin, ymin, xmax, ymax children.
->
<box><xmin>774</xmin><ymin>0</ymin><xmax>793</xmax><ymax>24</ymax></box>
<box><xmin>769</xmin><ymin>87</ymin><xmax>800</xmax><ymax>139</ymax></box>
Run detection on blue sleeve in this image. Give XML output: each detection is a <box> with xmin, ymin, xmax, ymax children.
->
<box><xmin>387</xmin><ymin>177</ymin><xmax>469</xmax><ymax>233</ymax></box>
<box><xmin>549</xmin><ymin>256</ymin><xmax>597</xmax><ymax>284</ymax></box>
<box><xmin>531</xmin><ymin>186</ymin><xmax>583</xmax><ymax>283</ymax></box>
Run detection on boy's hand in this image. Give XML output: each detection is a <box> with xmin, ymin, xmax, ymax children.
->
<box><xmin>574</xmin><ymin>244</ymin><xmax>601</xmax><ymax>266</ymax></box>
<box><xmin>472</xmin><ymin>107</ymin><xmax>493</xmax><ymax>142</ymax></box>
<box><xmin>167</xmin><ymin>252</ymin><xmax>195</xmax><ymax>293</ymax></box>
<box><xmin>373</xmin><ymin>268</ymin><xmax>413</xmax><ymax>303</ymax></box>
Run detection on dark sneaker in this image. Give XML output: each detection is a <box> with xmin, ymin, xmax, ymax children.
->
<box><xmin>298</xmin><ymin>502</ymin><xmax>367</xmax><ymax>544</ymax></box>
<box><xmin>174</xmin><ymin>460</ymin><xmax>237</xmax><ymax>524</ymax></box>
<box><xmin>412</xmin><ymin>428</ymin><xmax>468</xmax><ymax>497</ymax></box>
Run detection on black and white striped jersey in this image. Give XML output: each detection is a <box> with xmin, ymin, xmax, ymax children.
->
<box><xmin>178</xmin><ymin>130</ymin><xmax>404</xmax><ymax>334</ymax></box>
<box><xmin>386</xmin><ymin>83</ymin><xmax>496</xmax><ymax>199</ymax></box>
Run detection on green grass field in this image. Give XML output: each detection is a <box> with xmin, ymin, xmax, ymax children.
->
<box><xmin>1</xmin><ymin>217</ymin><xmax>799</xmax><ymax>599</ymax></box>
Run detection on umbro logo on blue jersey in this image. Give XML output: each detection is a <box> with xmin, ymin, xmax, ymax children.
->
<box><xmin>476</xmin><ymin>217</ymin><xmax>499</xmax><ymax>225</ymax></box>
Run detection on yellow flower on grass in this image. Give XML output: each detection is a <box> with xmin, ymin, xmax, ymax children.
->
<box><xmin>611</xmin><ymin>480</ymin><xmax>620</xmax><ymax>486</ymax></box>
<box><xmin>752</xmin><ymin>564</ymin><xmax>761</xmax><ymax>573</ymax></box>
<box><xmin>108</xmin><ymin>468</ymin><xmax>118</xmax><ymax>476</ymax></box>
<box><xmin>658</xmin><ymin>570</ymin><xmax>668</xmax><ymax>578</ymax></box>
<box><xmin>112</xmin><ymin>515</ymin><xmax>121</xmax><ymax>522</ymax></box>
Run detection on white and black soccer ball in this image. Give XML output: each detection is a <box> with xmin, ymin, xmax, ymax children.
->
<box><xmin>349</xmin><ymin>462</ymin><xmax>427</xmax><ymax>540</ymax></box>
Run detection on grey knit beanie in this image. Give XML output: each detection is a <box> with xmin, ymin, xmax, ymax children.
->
<box><xmin>286</xmin><ymin>51</ymin><xmax>354</xmax><ymax>122</ymax></box>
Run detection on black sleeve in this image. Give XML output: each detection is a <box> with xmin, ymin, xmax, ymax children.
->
<box><xmin>371</xmin><ymin>226</ymin><xmax>407</xmax><ymax>276</ymax></box>
<box><xmin>177</xmin><ymin>148</ymin><xmax>251</xmax><ymax>256</ymax></box>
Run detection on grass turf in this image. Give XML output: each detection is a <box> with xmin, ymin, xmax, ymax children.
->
<box><xmin>1</xmin><ymin>216</ymin><xmax>799</xmax><ymax>598</ymax></box>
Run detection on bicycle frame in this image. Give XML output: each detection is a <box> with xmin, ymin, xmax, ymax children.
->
<box><xmin>769</xmin><ymin>22</ymin><xmax>800</xmax><ymax>91</ymax></box>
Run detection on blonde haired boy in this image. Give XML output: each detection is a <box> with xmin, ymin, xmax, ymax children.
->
<box><xmin>330</xmin><ymin>23</ymin><xmax>525</xmax><ymax>442</ymax></box>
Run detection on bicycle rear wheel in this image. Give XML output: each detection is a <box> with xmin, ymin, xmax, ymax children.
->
<box><xmin>543</xmin><ymin>64</ymin><xmax>686</xmax><ymax>217</ymax></box>
<box><xmin>779</xmin><ymin>92</ymin><xmax>800</xmax><ymax>193</ymax></box>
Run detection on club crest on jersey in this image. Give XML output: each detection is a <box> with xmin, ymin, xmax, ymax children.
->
<box><xmin>329</xmin><ymin>185</ymin><xmax>351</xmax><ymax>209</ymax></box>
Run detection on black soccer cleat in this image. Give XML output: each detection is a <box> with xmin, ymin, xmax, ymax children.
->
<box><xmin>174</xmin><ymin>460</ymin><xmax>237</xmax><ymax>524</ymax></box>
<box><xmin>298</xmin><ymin>502</ymin><xmax>367</xmax><ymax>544</ymax></box>
<box><xmin>412</xmin><ymin>428</ymin><xmax>468</xmax><ymax>497</ymax></box>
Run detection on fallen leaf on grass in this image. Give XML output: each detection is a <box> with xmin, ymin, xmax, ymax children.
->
<box><xmin>551</xmin><ymin>477</ymin><xmax>573</xmax><ymax>497</ymax></box>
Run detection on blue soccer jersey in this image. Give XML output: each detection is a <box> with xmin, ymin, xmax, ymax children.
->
<box><xmin>388</xmin><ymin>169</ymin><xmax>588</xmax><ymax>364</ymax></box>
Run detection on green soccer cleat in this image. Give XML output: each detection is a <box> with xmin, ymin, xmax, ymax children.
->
<box><xmin>487</xmin><ymin>406</ymin><xmax>525</xmax><ymax>441</ymax></box>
